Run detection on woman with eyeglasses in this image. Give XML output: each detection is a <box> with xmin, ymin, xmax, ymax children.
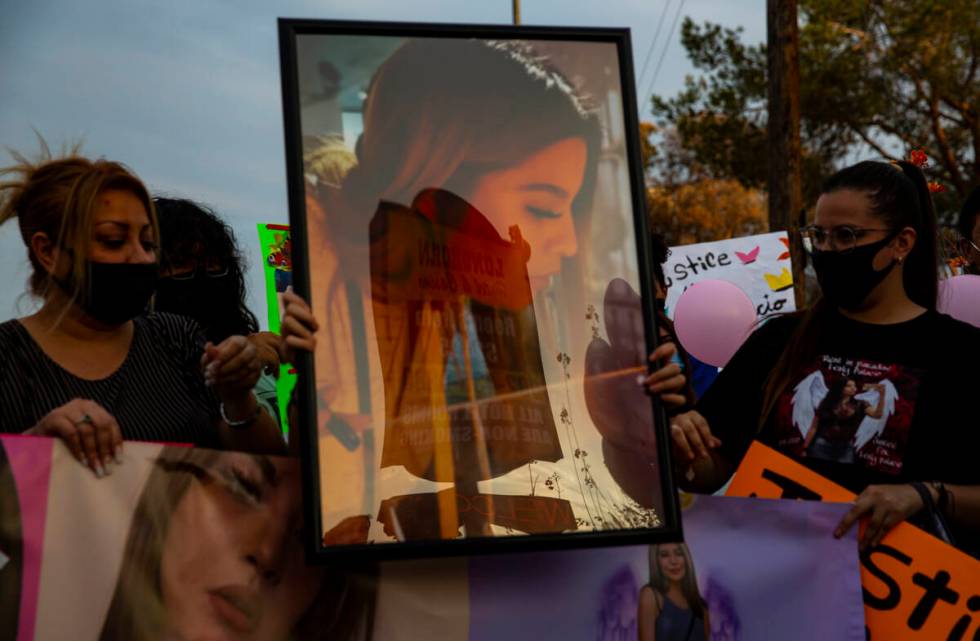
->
<box><xmin>153</xmin><ymin>197</ymin><xmax>283</xmax><ymax>428</ymax></box>
<box><xmin>0</xmin><ymin>153</ymin><xmax>285</xmax><ymax>476</ymax></box>
<box><xmin>664</xmin><ymin>160</ymin><xmax>980</xmax><ymax>557</ymax></box>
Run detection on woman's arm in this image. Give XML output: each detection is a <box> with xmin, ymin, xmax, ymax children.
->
<box><xmin>835</xmin><ymin>482</ymin><xmax>980</xmax><ymax>551</ymax></box>
<box><xmin>865</xmin><ymin>383</ymin><xmax>886</xmax><ymax>419</ymax></box>
<box><xmin>944</xmin><ymin>484</ymin><xmax>980</xmax><ymax>532</ymax></box>
<box><xmin>637</xmin><ymin>586</ymin><xmax>659</xmax><ymax>641</ymax></box>
<box><xmin>802</xmin><ymin>414</ymin><xmax>819</xmax><ymax>449</ymax></box>
<box><xmin>204</xmin><ymin>336</ymin><xmax>286</xmax><ymax>455</ymax></box>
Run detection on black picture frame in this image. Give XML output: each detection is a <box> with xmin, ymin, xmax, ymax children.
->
<box><xmin>278</xmin><ymin>17</ymin><xmax>682</xmax><ymax>562</ymax></box>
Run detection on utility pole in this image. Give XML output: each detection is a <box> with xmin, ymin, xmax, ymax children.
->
<box><xmin>512</xmin><ymin>0</ymin><xmax>521</xmax><ymax>25</ymax></box>
<box><xmin>766</xmin><ymin>0</ymin><xmax>805</xmax><ymax>308</ymax></box>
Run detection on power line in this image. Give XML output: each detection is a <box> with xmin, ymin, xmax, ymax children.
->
<box><xmin>642</xmin><ymin>0</ymin><xmax>687</xmax><ymax>111</ymax></box>
<box><xmin>636</xmin><ymin>0</ymin><xmax>674</xmax><ymax>93</ymax></box>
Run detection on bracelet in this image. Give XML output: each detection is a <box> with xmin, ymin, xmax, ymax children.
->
<box><xmin>930</xmin><ymin>481</ymin><xmax>949</xmax><ymax>514</ymax></box>
<box><xmin>220</xmin><ymin>399</ymin><xmax>261</xmax><ymax>429</ymax></box>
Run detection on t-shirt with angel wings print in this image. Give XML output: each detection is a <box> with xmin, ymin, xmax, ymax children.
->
<box><xmin>771</xmin><ymin>356</ymin><xmax>923</xmax><ymax>476</ymax></box>
<box><xmin>697</xmin><ymin>309</ymin><xmax>980</xmax><ymax>494</ymax></box>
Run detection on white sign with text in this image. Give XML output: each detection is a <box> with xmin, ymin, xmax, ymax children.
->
<box><xmin>664</xmin><ymin>231</ymin><xmax>796</xmax><ymax>318</ymax></box>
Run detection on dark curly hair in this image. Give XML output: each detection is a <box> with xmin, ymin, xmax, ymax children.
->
<box><xmin>153</xmin><ymin>197</ymin><xmax>258</xmax><ymax>340</ymax></box>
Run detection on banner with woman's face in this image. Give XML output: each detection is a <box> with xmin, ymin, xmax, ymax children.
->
<box><xmin>1</xmin><ymin>437</ymin><xmax>863</xmax><ymax>641</ymax></box>
<box><xmin>279</xmin><ymin>20</ymin><xmax>679</xmax><ymax>560</ymax></box>
<box><xmin>1</xmin><ymin>436</ymin><xmax>374</xmax><ymax>641</ymax></box>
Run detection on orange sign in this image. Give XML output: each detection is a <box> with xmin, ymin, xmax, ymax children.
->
<box><xmin>726</xmin><ymin>442</ymin><xmax>980</xmax><ymax>641</ymax></box>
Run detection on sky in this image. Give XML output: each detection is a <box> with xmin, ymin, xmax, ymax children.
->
<box><xmin>0</xmin><ymin>0</ymin><xmax>766</xmax><ymax>323</ymax></box>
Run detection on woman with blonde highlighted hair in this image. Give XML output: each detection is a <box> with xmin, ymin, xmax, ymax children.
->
<box><xmin>639</xmin><ymin>542</ymin><xmax>709</xmax><ymax>641</ymax></box>
<box><xmin>0</xmin><ymin>149</ymin><xmax>284</xmax><ymax>475</ymax></box>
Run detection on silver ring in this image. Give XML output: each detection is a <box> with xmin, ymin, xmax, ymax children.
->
<box><xmin>75</xmin><ymin>413</ymin><xmax>93</xmax><ymax>425</ymax></box>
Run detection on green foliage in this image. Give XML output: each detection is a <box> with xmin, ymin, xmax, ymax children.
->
<box><xmin>650</xmin><ymin>0</ymin><xmax>980</xmax><ymax>221</ymax></box>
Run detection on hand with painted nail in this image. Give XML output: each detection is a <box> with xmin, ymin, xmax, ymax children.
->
<box><xmin>201</xmin><ymin>335</ymin><xmax>263</xmax><ymax>401</ymax></box>
<box><xmin>278</xmin><ymin>288</ymin><xmax>319</xmax><ymax>365</ymax></box>
<box><xmin>643</xmin><ymin>342</ymin><xmax>689</xmax><ymax>409</ymax></box>
<box><xmin>834</xmin><ymin>484</ymin><xmax>925</xmax><ymax>551</ymax></box>
<box><xmin>669</xmin><ymin>410</ymin><xmax>722</xmax><ymax>466</ymax></box>
<box><xmin>26</xmin><ymin>398</ymin><xmax>123</xmax><ymax>478</ymax></box>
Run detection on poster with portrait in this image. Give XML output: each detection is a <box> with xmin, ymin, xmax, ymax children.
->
<box><xmin>278</xmin><ymin>20</ymin><xmax>679</xmax><ymax>559</ymax></box>
<box><xmin>2</xmin><ymin>437</ymin><xmax>866</xmax><ymax>641</ymax></box>
<box><xmin>373</xmin><ymin>494</ymin><xmax>866</xmax><ymax>641</ymax></box>
<box><xmin>0</xmin><ymin>436</ymin><xmax>377</xmax><ymax>641</ymax></box>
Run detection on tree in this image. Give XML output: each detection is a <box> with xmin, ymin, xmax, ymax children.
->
<box><xmin>647</xmin><ymin>178</ymin><xmax>768</xmax><ymax>246</ymax></box>
<box><xmin>651</xmin><ymin>0</ymin><xmax>980</xmax><ymax>220</ymax></box>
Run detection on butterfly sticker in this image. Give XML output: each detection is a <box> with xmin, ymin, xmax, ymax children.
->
<box><xmin>764</xmin><ymin>268</ymin><xmax>794</xmax><ymax>292</ymax></box>
<box><xmin>778</xmin><ymin>237</ymin><xmax>790</xmax><ymax>260</ymax></box>
<box><xmin>735</xmin><ymin>246</ymin><xmax>760</xmax><ymax>264</ymax></box>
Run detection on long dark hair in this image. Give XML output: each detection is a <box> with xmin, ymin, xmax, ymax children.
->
<box><xmin>816</xmin><ymin>377</ymin><xmax>857</xmax><ymax>419</ymax></box>
<box><xmin>153</xmin><ymin>197</ymin><xmax>259</xmax><ymax>341</ymax></box>
<box><xmin>99</xmin><ymin>448</ymin><xmax>376</xmax><ymax>641</ymax></box>
<box><xmin>647</xmin><ymin>543</ymin><xmax>708</xmax><ymax>621</ymax></box>
<box><xmin>759</xmin><ymin>160</ymin><xmax>938</xmax><ymax>427</ymax></box>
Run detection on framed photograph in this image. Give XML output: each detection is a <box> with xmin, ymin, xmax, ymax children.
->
<box><xmin>278</xmin><ymin>18</ymin><xmax>681</xmax><ymax>561</ymax></box>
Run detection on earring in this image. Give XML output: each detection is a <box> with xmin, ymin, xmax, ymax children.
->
<box><xmin>897</xmin><ymin>256</ymin><xmax>904</xmax><ymax>263</ymax></box>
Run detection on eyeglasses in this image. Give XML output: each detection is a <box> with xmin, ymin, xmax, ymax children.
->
<box><xmin>161</xmin><ymin>260</ymin><xmax>229</xmax><ymax>280</ymax></box>
<box><xmin>962</xmin><ymin>238</ymin><xmax>980</xmax><ymax>254</ymax></box>
<box><xmin>800</xmin><ymin>225</ymin><xmax>894</xmax><ymax>254</ymax></box>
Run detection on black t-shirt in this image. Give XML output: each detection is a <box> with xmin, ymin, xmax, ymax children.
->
<box><xmin>0</xmin><ymin>313</ymin><xmax>220</xmax><ymax>447</ymax></box>
<box><xmin>698</xmin><ymin>309</ymin><xmax>980</xmax><ymax>493</ymax></box>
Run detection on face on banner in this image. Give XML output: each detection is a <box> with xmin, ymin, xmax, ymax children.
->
<box><xmin>371</xmin><ymin>494</ymin><xmax>862</xmax><ymax>641</ymax></box>
<box><xmin>1</xmin><ymin>437</ymin><xmax>375</xmax><ymax>641</ymax></box>
<box><xmin>284</xmin><ymin>26</ymin><xmax>678</xmax><ymax>555</ymax></box>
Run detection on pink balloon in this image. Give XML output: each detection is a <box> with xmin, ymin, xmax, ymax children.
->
<box><xmin>939</xmin><ymin>275</ymin><xmax>980</xmax><ymax>328</ymax></box>
<box><xmin>673</xmin><ymin>279</ymin><xmax>758</xmax><ymax>367</ymax></box>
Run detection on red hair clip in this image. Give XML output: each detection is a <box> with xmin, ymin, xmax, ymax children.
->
<box><xmin>909</xmin><ymin>149</ymin><xmax>929</xmax><ymax>168</ymax></box>
<box><xmin>928</xmin><ymin>181</ymin><xmax>946</xmax><ymax>193</ymax></box>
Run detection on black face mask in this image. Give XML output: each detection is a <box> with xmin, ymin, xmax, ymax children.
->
<box><xmin>810</xmin><ymin>235</ymin><xmax>898</xmax><ymax>310</ymax></box>
<box><xmin>56</xmin><ymin>261</ymin><xmax>159</xmax><ymax>326</ymax></box>
<box><xmin>154</xmin><ymin>272</ymin><xmax>242</xmax><ymax>342</ymax></box>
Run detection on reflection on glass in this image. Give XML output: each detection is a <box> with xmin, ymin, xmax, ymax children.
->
<box><xmin>297</xmin><ymin>36</ymin><xmax>663</xmax><ymax>543</ymax></box>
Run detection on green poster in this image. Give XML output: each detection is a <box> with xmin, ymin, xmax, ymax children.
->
<box><xmin>257</xmin><ymin>223</ymin><xmax>296</xmax><ymax>439</ymax></box>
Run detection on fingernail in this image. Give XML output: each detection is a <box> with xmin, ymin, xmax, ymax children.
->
<box><xmin>102</xmin><ymin>462</ymin><xmax>112</xmax><ymax>476</ymax></box>
<box><xmin>93</xmin><ymin>465</ymin><xmax>104</xmax><ymax>478</ymax></box>
<box><xmin>114</xmin><ymin>453</ymin><xmax>123</xmax><ymax>465</ymax></box>
<box><xmin>636</xmin><ymin>375</ymin><xmax>646</xmax><ymax>385</ymax></box>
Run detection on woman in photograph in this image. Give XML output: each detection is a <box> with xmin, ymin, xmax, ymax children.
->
<box><xmin>802</xmin><ymin>377</ymin><xmax>885</xmax><ymax>463</ymax></box>
<box><xmin>98</xmin><ymin>446</ymin><xmax>376</xmax><ymax>641</ymax></box>
<box><xmin>664</xmin><ymin>159</ymin><xmax>980</xmax><ymax>555</ymax></box>
<box><xmin>0</xmin><ymin>151</ymin><xmax>284</xmax><ymax>473</ymax></box>
<box><xmin>638</xmin><ymin>542</ymin><xmax>710</xmax><ymax>641</ymax></box>
<box><xmin>304</xmin><ymin>38</ymin><xmax>617</xmax><ymax>537</ymax></box>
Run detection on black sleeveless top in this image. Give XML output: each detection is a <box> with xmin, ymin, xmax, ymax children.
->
<box><xmin>0</xmin><ymin>313</ymin><xmax>219</xmax><ymax>447</ymax></box>
<box><xmin>653</xmin><ymin>590</ymin><xmax>707</xmax><ymax>641</ymax></box>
